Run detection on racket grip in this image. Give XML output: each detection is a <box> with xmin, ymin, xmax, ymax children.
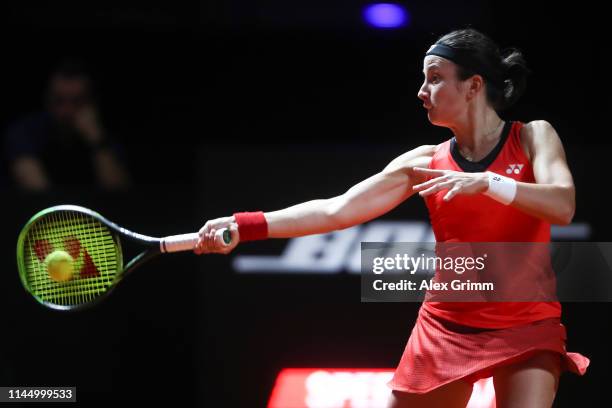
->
<box><xmin>160</xmin><ymin>229</ymin><xmax>232</xmax><ymax>253</ymax></box>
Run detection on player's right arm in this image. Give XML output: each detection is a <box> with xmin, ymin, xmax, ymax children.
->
<box><xmin>266</xmin><ymin>144</ymin><xmax>435</xmax><ymax>237</ymax></box>
<box><xmin>195</xmin><ymin>145</ymin><xmax>436</xmax><ymax>254</ymax></box>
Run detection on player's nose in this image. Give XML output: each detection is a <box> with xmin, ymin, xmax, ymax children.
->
<box><xmin>417</xmin><ymin>87</ymin><xmax>428</xmax><ymax>102</ymax></box>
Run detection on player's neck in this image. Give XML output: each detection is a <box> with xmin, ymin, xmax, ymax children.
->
<box><xmin>449</xmin><ymin>109</ymin><xmax>504</xmax><ymax>162</ymax></box>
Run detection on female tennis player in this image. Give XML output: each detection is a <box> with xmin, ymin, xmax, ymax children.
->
<box><xmin>194</xmin><ymin>28</ymin><xmax>589</xmax><ymax>407</ymax></box>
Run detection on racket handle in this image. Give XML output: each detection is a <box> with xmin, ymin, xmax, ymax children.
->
<box><xmin>160</xmin><ymin>229</ymin><xmax>232</xmax><ymax>253</ymax></box>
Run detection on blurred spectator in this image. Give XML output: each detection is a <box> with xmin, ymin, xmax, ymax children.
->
<box><xmin>4</xmin><ymin>60</ymin><xmax>130</xmax><ymax>191</ymax></box>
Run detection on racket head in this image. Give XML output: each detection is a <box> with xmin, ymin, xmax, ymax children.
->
<box><xmin>17</xmin><ymin>205</ymin><xmax>124</xmax><ymax>311</ymax></box>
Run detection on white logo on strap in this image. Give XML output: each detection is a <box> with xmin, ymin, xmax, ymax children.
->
<box><xmin>506</xmin><ymin>164</ymin><xmax>524</xmax><ymax>175</ymax></box>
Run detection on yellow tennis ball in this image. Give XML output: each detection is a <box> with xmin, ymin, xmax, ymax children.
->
<box><xmin>45</xmin><ymin>250</ymin><xmax>74</xmax><ymax>282</ymax></box>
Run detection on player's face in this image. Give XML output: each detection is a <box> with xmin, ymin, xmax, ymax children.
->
<box><xmin>417</xmin><ymin>55</ymin><xmax>469</xmax><ymax>127</ymax></box>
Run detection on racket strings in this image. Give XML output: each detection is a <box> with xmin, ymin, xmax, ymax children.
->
<box><xmin>21</xmin><ymin>210</ymin><xmax>121</xmax><ymax>308</ymax></box>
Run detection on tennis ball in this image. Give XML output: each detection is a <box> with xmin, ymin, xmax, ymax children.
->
<box><xmin>45</xmin><ymin>250</ymin><xmax>74</xmax><ymax>282</ymax></box>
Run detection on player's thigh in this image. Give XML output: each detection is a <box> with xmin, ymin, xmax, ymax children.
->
<box><xmin>492</xmin><ymin>350</ymin><xmax>561</xmax><ymax>408</ymax></box>
<box><xmin>386</xmin><ymin>378</ymin><xmax>473</xmax><ymax>408</ymax></box>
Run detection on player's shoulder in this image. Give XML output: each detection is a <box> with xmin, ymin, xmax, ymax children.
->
<box><xmin>384</xmin><ymin>144</ymin><xmax>437</xmax><ymax>173</ymax></box>
<box><xmin>395</xmin><ymin>144</ymin><xmax>438</xmax><ymax>163</ymax></box>
<box><xmin>411</xmin><ymin>144</ymin><xmax>439</xmax><ymax>157</ymax></box>
<box><xmin>520</xmin><ymin>120</ymin><xmax>564</xmax><ymax>159</ymax></box>
<box><xmin>520</xmin><ymin>120</ymin><xmax>559</xmax><ymax>143</ymax></box>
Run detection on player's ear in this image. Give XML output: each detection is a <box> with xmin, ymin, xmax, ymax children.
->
<box><xmin>467</xmin><ymin>75</ymin><xmax>484</xmax><ymax>98</ymax></box>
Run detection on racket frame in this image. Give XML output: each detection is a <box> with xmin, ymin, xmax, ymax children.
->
<box><xmin>17</xmin><ymin>205</ymin><xmax>163</xmax><ymax>311</ymax></box>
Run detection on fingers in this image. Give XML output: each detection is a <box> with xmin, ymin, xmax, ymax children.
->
<box><xmin>413</xmin><ymin>173</ymin><xmax>450</xmax><ymax>192</ymax></box>
<box><xmin>204</xmin><ymin>228</ymin><xmax>218</xmax><ymax>252</ymax></box>
<box><xmin>419</xmin><ymin>180</ymin><xmax>455</xmax><ymax>197</ymax></box>
<box><xmin>412</xmin><ymin>170</ymin><xmax>472</xmax><ymax>199</ymax></box>
<box><xmin>195</xmin><ymin>221</ymin><xmax>212</xmax><ymax>254</ymax></box>
<box><xmin>412</xmin><ymin>167</ymin><xmax>446</xmax><ymax>176</ymax></box>
<box><xmin>195</xmin><ymin>230</ymin><xmax>215</xmax><ymax>254</ymax></box>
<box><xmin>194</xmin><ymin>217</ymin><xmax>239</xmax><ymax>255</ymax></box>
<box><xmin>198</xmin><ymin>220</ymin><xmax>212</xmax><ymax>237</ymax></box>
<box><xmin>443</xmin><ymin>185</ymin><xmax>462</xmax><ymax>201</ymax></box>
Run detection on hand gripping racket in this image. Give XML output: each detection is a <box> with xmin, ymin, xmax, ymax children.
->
<box><xmin>16</xmin><ymin>205</ymin><xmax>231</xmax><ymax>311</ymax></box>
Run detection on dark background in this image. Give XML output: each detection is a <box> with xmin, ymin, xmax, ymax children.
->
<box><xmin>1</xmin><ymin>1</ymin><xmax>608</xmax><ymax>407</ymax></box>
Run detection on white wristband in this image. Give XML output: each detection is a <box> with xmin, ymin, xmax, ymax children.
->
<box><xmin>484</xmin><ymin>171</ymin><xmax>517</xmax><ymax>205</ymax></box>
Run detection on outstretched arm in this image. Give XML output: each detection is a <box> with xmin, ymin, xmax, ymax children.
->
<box><xmin>195</xmin><ymin>144</ymin><xmax>436</xmax><ymax>254</ymax></box>
<box><xmin>266</xmin><ymin>145</ymin><xmax>435</xmax><ymax>237</ymax></box>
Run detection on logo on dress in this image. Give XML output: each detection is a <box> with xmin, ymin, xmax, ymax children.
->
<box><xmin>506</xmin><ymin>164</ymin><xmax>524</xmax><ymax>175</ymax></box>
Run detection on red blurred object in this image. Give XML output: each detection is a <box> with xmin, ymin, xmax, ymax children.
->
<box><xmin>267</xmin><ymin>368</ymin><xmax>496</xmax><ymax>408</ymax></box>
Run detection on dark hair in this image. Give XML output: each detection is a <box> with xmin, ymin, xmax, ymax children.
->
<box><xmin>434</xmin><ymin>28</ymin><xmax>530</xmax><ymax>111</ymax></box>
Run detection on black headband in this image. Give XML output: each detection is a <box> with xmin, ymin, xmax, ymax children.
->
<box><xmin>425</xmin><ymin>43</ymin><xmax>504</xmax><ymax>88</ymax></box>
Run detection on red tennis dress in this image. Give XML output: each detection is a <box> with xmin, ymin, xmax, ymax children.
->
<box><xmin>388</xmin><ymin>121</ymin><xmax>589</xmax><ymax>393</ymax></box>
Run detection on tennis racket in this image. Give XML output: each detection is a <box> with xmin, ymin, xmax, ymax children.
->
<box><xmin>16</xmin><ymin>204</ymin><xmax>231</xmax><ymax>311</ymax></box>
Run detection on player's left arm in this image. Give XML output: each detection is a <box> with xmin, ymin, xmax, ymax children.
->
<box><xmin>510</xmin><ymin>120</ymin><xmax>575</xmax><ymax>225</ymax></box>
<box><xmin>412</xmin><ymin>120</ymin><xmax>575</xmax><ymax>225</ymax></box>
